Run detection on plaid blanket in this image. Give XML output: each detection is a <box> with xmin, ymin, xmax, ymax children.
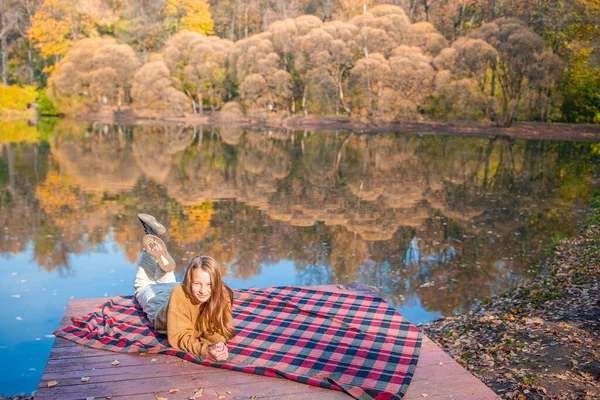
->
<box><xmin>55</xmin><ymin>286</ymin><xmax>422</xmax><ymax>399</ymax></box>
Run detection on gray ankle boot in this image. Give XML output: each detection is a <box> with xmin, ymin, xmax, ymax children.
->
<box><xmin>138</xmin><ymin>213</ymin><xmax>167</xmax><ymax>236</ymax></box>
<box><xmin>142</xmin><ymin>234</ymin><xmax>176</xmax><ymax>272</ymax></box>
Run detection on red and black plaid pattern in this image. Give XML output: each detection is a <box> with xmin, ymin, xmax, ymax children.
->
<box><xmin>55</xmin><ymin>286</ymin><xmax>422</xmax><ymax>399</ymax></box>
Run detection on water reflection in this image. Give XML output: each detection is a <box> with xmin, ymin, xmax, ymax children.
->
<box><xmin>0</xmin><ymin>119</ymin><xmax>599</xmax><ymax>394</ymax></box>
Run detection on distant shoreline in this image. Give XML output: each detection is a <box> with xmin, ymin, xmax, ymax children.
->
<box><xmin>69</xmin><ymin>108</ymin><xmax>600</xmax><ymax>142</ymax></box>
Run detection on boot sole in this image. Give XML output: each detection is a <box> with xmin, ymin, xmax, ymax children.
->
<box><xmin>142</xmin><ymin>234</ymin><xmax>176</xmax><ymax>272</ymax></box>
<box><xmin>138</xmin><ymin>213</ymin><xmax>167</xmax><ymax>236</ymax></box>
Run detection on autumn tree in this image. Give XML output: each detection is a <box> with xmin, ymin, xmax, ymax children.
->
<box><xmin>47</xmin><ymin>37</ymin><xmax>139</xmax><ymax>112</ymax></box>
<box><xmin>0</xmin><ymin>0</ymin><xmax>23</xmax><ymax>85</ymax></box>
<box><xmin>231</xmin><ymin>32</ymin><xmax>292</xmax><ymax>112</ymax></box>
<box><xmin>470</xmin><ymin>18</ymin><xmax>561</xmax><ymax>126</ymax></box>
<box><xmin>165</xmin><ymin>0</ymin><xmax>214</xmax><ymax>35</ymax></box>
<box><xmin>432</xmin><ymin>37</ymin><xmax>497</xmax><ymax>119</ymax></box>
<box><xmin>266</xmin><ymin>15</ymin><xmax>322</xmax><ymax>112</ymax></box>
<box><xmin>348</xmin><ymin>52</ymin><xmax>392</xmax><ymax>120</ymax></box>
<box><xmin>28</xmin><ymin>0</ymin><xmax>97</xmax><ymax>73</ymax></box>
<box><xmin>112</xmin><ymin>0</ymin><xmax>167</xmax><ymax>56</ymax></box>
<box><xmin>294</xmin><ymin>20</ymin><xmax>358</xmax><ymax>116</ymax></box>
<box><xmin>388</xmin><ymin>45</ymin><xmax>436</xmax><ymax>118</ymax></box>
<box><xmin>188</xmin><ymin>36</ymin><xmax>234</xmax><ymax>111</ymax></box>
<box><xmin>402</xmin><ymin>21</ymin><xmax>447</xmax><ymax>56</ymax></box>
<box><xmin>131</xmin><ymin>54</ymin><xmax>189</xmax><ymax>116</ymax></box>
<box><xmin>349</xmin><ymin>5</ymin><xmax>411</xmax><ymax>56</ymax></box>
<box><xmin>164</xmin><ymin>30</ymin><xmax>234</xmax><ymax>113</ymax></box>
<box><xmin>163</xmin><ymin>30</ymin><xmax>205</xmax><ymax>111</ymax></box>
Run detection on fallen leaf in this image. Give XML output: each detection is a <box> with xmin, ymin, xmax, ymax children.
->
<box><xmin>111</xmin><ymin>360</ymin><xmax>120</xmax><ymax>366</ymax></box>
<box><xmin>189</xmin><ymin>388</ymin><xmax>204</xmax><ymax>399</ymax></box>
<box><xmin>218</xmin><ymin>396</ymin><xmax>226</xmax><ymax>400</ymax></box>
<box><xmin>81</xmin><ymin>376</ymin><xmax>91</xmax><ymax>382</ymax></box>
<box><xmin>337</xmin><ymin>285</ymin><xmax>344</xmax><ymax>290</ymax></box>
<box><xmin>155</xmin><ymin>396</ymin><xmax>167</xmax><ymax>400</ymax></box>
<box><xmin>421</xmin><ymin>394</ymin><xmax>429</xmax><ymax>398</ymax></box>
<box><xmin>226</xmin><ymin>391</ymin><xmax>232</xmax><ymax>394</ymax></box>
<box><xmin>553</xmin><ymin>373</ymin><xmax>567</xmax><ymax>380</ymax></box>
<box><xmin>169</xmin><ymin>388</ymin><xmax>180</xmax><ymax>394</ymax></box>
<box><xmin>151</xmin><ymin>358</ymin><xmax>158</xmax><ymax>362</ymax></box>
<box><xmin>47</xmin><ymin>380</ymin><xmax>58</xmax><ymax>388</ymax></box>
<box><xmin>251</xmin><ymin>397</ymin><xmax>257</xmax><ymax>400</ymax></box>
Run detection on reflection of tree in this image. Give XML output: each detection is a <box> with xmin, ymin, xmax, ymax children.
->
<box><xmin>3</xmin><ymin>123</ymin><xmax>599</xmax><ymax>319</ymax></box>
<box><xmin>50</xmin><ymin>121</ymin><xmax>141</xmax><ymax>192</ymax></box>
<box><xmin>132</xmin><ymin>126</ymin><xmax>195</xmax><ymax>183</ymax></box>
<box><xmin>168</xmin><ymin>202</ymin><xmax>214</xmax><ymax>245</ymax></box>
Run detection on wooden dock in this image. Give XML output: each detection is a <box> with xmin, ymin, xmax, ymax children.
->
<box><xmin>35</xmin><ymin>285</ymin><xmax>500</xmax><ymax>399</ymax></box>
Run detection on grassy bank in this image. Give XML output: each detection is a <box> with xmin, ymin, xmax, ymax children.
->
<box><xmin>421</xmin><ymin>195</ymin><xmax>600</xmax><ymax>399</ymax></box>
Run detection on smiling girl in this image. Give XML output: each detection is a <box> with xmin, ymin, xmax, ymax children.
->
<box><xmin>134</xmin><ymin>214</ymin><xmax>235</xmax><ymax>361</ymax></box>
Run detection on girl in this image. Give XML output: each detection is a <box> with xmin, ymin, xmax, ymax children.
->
<box><xmin>134</xmin><ymin>213</ymin><xmax>235</xmax><ymax>361</ymax></box>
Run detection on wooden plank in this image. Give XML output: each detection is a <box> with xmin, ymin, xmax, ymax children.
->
<box><xmin>36</xmin><ymin>284</ymin><xmax>500</xmax><ymax>399</ymax></box>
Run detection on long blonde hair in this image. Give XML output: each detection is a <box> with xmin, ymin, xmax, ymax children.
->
<box><xmin>181</xmin><ymin>256</ymin><xmax>235</xmax><ymax>340</ymax></box>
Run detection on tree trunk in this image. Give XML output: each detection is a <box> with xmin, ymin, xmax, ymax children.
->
<box><xmin>230</xmin><ymin>1</ymin><xmax>237</xmax><ymax>41</ymax></box>
<box><xmin>362</xmin><ymin>5</ymin><xmax>373</xmax><ymax>119</ymax></box>
<box><xmin>490</xmin><ymin>60</ymin><xmax>496</xmax><ymax>97</ymax></box>
<box><xmin>198</xmin><ymin>91</ymin><xmax>203</xmax><ymax>115</ymax></box>
<box><xmin>262</xmin><ymin>0</ymin><xmax>268</xmax><ymax>31</ymax></box>
<box><xmin>28</xmin><ymin>41</ymin><xmax>34</xmax><ymax>84</ymax></box>
<box><xmin>302</xmin><ymin>83</ymin><xmax>308</xmax><ymax>117</ymax></box>
<box><xmin>244</xmin><ymin>1</ymin><xmax>249</xmax><ymax>38</ymax></box>
<box><xmin>1</xmin><ymin>32</ymin><xmax>8</xmax><ymax>85</ymax></box>
<box><xmin>377</xmin><ymin>83</ymin><xmax>383</xmax><ymax>119</ymax></box>
<box><xmin>423</xmin><ymin>0</ymin><xmax>430</xmax><ymax>22</ymax></box>
<box><xmin>291</xmin><ymin>92</ymin><xmax>296</xmax><ymax>114</ymax></box>
<box><xmin>281</xmin><ymin>0</ymin><xmax>287</xmax><ymax>18</ymax></box>
<box><xmin>455</xmin><ymin>2</ymin><xmax>466</xmax><ymax>39</ymax></box>
<box><xmin>337</xmin><ymin>69</ymin><xmax>351</xmax><ymax>117</ymax></box>
<box><xmin>408</xmin><ymin>0</ymin><xmax>416</xmax><ymax>22</ymax></box>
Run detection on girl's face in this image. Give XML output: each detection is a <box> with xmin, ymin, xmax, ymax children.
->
<box><xmin>191</xmin><ymin>269</ymin><xmax>212</xmax><ymax>303</ymax></box>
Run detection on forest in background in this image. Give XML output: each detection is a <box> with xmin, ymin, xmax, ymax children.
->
<box><xmin>0</xmin><ymin>0</ymin><xmax>599</xmax><ymax>126</ymax></box>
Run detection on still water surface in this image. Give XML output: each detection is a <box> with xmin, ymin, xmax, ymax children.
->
<box><xmin>1</xmin><ymin>119</ymin><xmax>599</xmax><ymax>394</ymax></box>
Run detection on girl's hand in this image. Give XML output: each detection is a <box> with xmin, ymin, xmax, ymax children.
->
<box><xmin>207</xmin><ymin>341</ymin><xmax>229</xmax><ymax>361</ymax></box>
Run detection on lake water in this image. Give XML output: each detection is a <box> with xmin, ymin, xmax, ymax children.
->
<box><xmin>1</xmin><ymin>119</ymin><xmax>599</xmax><ymax>395</ymax></box>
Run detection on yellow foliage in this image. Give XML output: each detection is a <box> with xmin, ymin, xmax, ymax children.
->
<box><xmin>0</xmin><ymin>121</ymin><xmax>41</xmax><ymax>144</ymax></box>
<box><xmin>168</xmin><ymin>202</ymin><xmax>214</xmax><ymax>244</ymax></box>
<box><xmin>0</xmin><ymin>85</ymin><xmax>38</xmax><ymax>112</ymax></box>
<box><xmin>29</xmin><ymin>0</ymin><xmax>97</xmax><ymax>60</ymax></box>
<box><xmin>166</xmin><ymin>0</ymin><xmax>214</xmax><ymax>35</ymax></box>
<box><xmin>36</xmin><ymin>169</ymin><xmax>81</xmax><ymax>229</ymax></box>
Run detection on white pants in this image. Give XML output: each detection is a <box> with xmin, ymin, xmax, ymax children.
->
<box><xmin>134</xmin><ymin>251</ymin><xmax>178</xmax><ymax>324</ymax></box>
